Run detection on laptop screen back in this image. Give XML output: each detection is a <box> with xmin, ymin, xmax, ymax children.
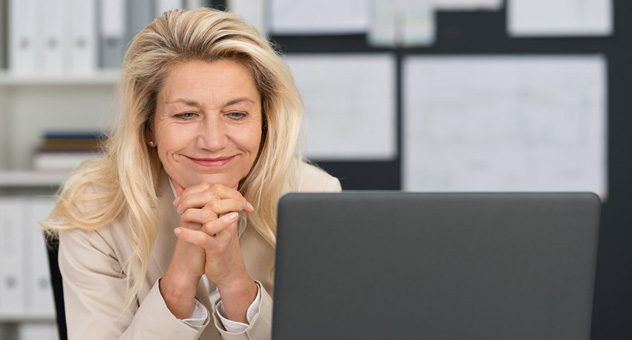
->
<box><xmin>272</xmin><ymin>192</ymin><xmax>600</xmax><ymax>340</ymax></box>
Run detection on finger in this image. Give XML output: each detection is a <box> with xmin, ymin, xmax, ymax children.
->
<box><xmin>181</xmin><ymin>221</ymin><xmax>203</xmax><ymax>231</ymax></box>
<box><xmin>212</xmin><ymin>220</ymin><xmax>239</xmax><ymax>245</ymax></box>
<box><xmin>174</xmin><ymin>227</ymin><xmax>211</xmax><ymax>247</ymax></box>
<box><xmin>201</xmin><ymin>212</ymin><xmax>239</xmax><ymax>236</ymax></box>
<box><xmin>203</xmin><ymin>199</ymin><xmax>251</xmax><ymax>216</ymax></box>
<box><xmin>181</xmin><ymin>208</ymin><xmax>218</xmax><ymax>225</ymax></box>
<box><xmin>173</xmin><ymin>181</ymin><xmax>213</xmax><ymax>206</ymax></box>
<box><xmin>177</xmin><ymin>188</ymin><xmax>253</xmax><ymax>214</ymax></box>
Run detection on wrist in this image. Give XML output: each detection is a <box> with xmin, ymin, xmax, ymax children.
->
<box><xmin>216</xmin><ymin>276</ymin><xmax>258</xmax><ymax>323</ymax></box>
<box><xmin>159</xmin><ymin>272</ymin><xmax>200</xmax><ymax>319</ymax></box>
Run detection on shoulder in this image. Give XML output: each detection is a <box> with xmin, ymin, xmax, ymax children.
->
<box><xmin>296</xmin><ymin>162</ymin><xmax>342</xmax><ymax>192</ymax></box>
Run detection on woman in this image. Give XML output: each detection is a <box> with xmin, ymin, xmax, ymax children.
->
<box><xmin>43</xmin><ymin>8</ymin><xmax>340</xmax><ymax>340</ymax></box>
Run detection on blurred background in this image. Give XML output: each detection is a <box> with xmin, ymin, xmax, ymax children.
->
<box><xmin>0</xmin><ymin>0</ymin><xmax>629</xmax><ymax>339</ymax></box>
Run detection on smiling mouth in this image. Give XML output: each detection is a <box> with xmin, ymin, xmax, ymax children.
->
<box><xmin>185</xmin><ymin>155</ymin><xmax>235</xmax><ymax>168</ymax></box>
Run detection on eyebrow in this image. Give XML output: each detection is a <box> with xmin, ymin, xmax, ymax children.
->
<box><xmin>165</xmin><ymin>97</ymin><xmax>256</xmax><ymax>107</ymax></box>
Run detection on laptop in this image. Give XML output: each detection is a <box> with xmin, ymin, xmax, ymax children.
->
<box><xmin>272</xmin><ymin>192</ymin><xmax>600</xmax><ymax>340</ymax></box>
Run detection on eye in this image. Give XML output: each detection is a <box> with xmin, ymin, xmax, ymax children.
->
<box><xmin>174</xmin><ymin>112</ymin><xmax>197</xmax><ymax>120</ymax></box>
<box><xmin>227</xmin><ymin>111</ymin><xmax>247</xmax><ymax>120</ymax></box>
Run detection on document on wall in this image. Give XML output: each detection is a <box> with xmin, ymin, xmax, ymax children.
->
<box><xmin>270</xmin><ymin>0</ymin><xmax>369</xmax><ymax>35</ymax></box>
<box><xmin>508</xmin><ymin>0</ymin><xmax>613</xmax><ymax>37</ymax></box>
<box><xmin>402</xmin><ymin>55</ymin><xmax>607</xmax><ymax>198</ymax></box>
<box><xmin>284</xmin><ymin>54</ymin><xmax>396</xmax><ymax>160</ymax></box>
<box><xmin>434</xmin><ymin>0</ymin><xmax>503</xmax><ymax>10</ymax></box>
<box><xmin>228</xmin><ymin>0</ymin><xmax>268</xmax><ymax>37</ymax></box>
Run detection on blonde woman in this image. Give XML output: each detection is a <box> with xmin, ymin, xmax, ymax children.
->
<box><xmin>43</xmin><ymin>8</ymin><xmax>340</xmax><ymax>340</ymax></box>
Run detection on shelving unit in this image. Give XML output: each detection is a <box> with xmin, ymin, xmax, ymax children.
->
<box><xmin>0</xmin><ymin>72</ymin><xmax>117</xmax><ymax>340</ymax></box>
<box><xmin>0</xmin><ymin>71</ymin><xmax>118</xmax><ymax>173</ymax></box>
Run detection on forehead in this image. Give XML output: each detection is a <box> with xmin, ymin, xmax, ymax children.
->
<box><xmin>158</xmin><ymin>59</ymin><xmax>260</xmax><ymax>103</ymax></box>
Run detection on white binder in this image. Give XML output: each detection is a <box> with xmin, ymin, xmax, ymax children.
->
<box><xmin>18</xmin><ymin>322</ymin><xmax>58</xmax><ymax>340</ymax></box>
<box><xmin>0</xmin><ymin>0</ymin><xmax>6</xmax><ymax>69</ymax></box>
<box><xmin>66</xmin><ymin>0</ymin><xmax>97</xmax><ymax>73</ymax></box>
<box><xmin>24</xmin><ymin>198</ymin><xmax>56</xmax><ymax>315</ymax></box>
<box><xmin>99</xmin><ymin>0</ymin><xmax>126</xmax><ymax>69</ymax></box>
<box><xmin>42</xmin><ymin>0</ymin><xmax>65</xmax><ymax>74</ymax></box>
<box><xmin>9</xmin><ymin>0</ymin><xmax>39</xmax><ymax>74</ymax></box>
<box><xmin>0</xmin><ymin>198</ymin><xmax>26</xmax><ymax>313</ymax></box>
<box><xmin>127</xmin><ymin>0</ymin><xmax>154</xmax><ymax>44</ymax></box>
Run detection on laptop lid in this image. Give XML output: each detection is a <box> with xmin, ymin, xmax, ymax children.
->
<box><xmin>272</xmin><ymin>192</ymin><xmax>600</xmax><ymax>340</ymax></box>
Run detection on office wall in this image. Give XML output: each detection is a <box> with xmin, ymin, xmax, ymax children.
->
<box><xmin>231</xmin><ymin>1</ymin><xmax>631</xmax><ymax>339</ymax></box>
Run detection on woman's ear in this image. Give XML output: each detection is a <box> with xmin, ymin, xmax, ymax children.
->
<box><xmin>144</xmin><ymin>125</ymin><xmax>155</xmax><ymax>147</ymax></box>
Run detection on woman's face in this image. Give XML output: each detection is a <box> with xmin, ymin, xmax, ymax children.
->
<box><xmin>149</xmin><ymin>59</ymin><xmax>263</xmax><ymax>189</ymax></box>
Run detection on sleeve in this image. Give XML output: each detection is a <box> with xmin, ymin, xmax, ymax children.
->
<box><xmin>212</xmin><ymin>281</ymin><xmax>273</xmax><ymax>340</ymax></box>
<box><xmin>216</xmin><ymin>282</ymin><xmax>262</xmax><ymax>333</ymax></box>
<box><xmin>58</xmin><ymin>228</ymin><xmax>209</xmax><ymax>340</ymax></box>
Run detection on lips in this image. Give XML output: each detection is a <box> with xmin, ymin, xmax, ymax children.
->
<box><xmin>185</xmin><ymin>155</ymin><xmax>235</xmax><ymax>168</ymax></box>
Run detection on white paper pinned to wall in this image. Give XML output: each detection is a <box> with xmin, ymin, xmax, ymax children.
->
<box><xmin>285</xmin><ymin>54</ymin><xmax>396</xmax><ymax>160</ymax></box>
<box><xmin>434</xmin><ymin>0</ymin><xmax>503</xmax><ymax>10</ymax></box>
<box><xmin>403</xmin><ymin>55</ymin><xmax>607</xmax><ymax>197</ymax></box>
<box><xmin>508</xmin><ymin>0</ymin><xmax>613</xmax><ymax>37</ymax></box>
<box><xmin>270</xmin><ymin>0</ymin><xmax>369</xmax><ymax>35</ymax></box>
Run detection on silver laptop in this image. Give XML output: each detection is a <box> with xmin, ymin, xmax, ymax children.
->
<box><xmin>272</xmin><ymin>192</ymin><xmax>600</xmax><ymax>340</ymax></box>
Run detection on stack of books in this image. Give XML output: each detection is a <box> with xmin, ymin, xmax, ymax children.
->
<box><xmin>32</xmin><ymin>131</ymin><xmax>106</xmax><ymax>172</ymax></box>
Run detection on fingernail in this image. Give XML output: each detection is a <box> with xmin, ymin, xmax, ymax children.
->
<box><xmin>238</xmin><ymin>200</ymin><xmax>245</xmax><ymax>209</ymax></box>
<box><xmin>177</xmin><ymin>206</ymin><xmax>183</xmax><ymax>214</ymax></box>
<box><xmin>228</xmin><ymin>212</ymin><xmax>239</xmax><ymax>220</ymax></box>
<box><xmin>174</xmin><ymin>228</ymin><xmax>182</xmax><ymax>235</ymax></box>
<box><xmin>173</xmin><ymin>196</ymin><xmax>181</xmax><ymax>206</ymax></box>
<box><xmin>246</xmin><ymin>202</ymin><xmax>254</xmax><ymax>211</ymax></box>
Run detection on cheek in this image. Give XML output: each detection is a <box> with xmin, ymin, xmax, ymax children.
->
<box><xmin>155</xmin><ymin>123</ymin><xmax>193</xmax><ymax>151</ymax></box>
<box><xmin>244</xmin><ymin>124</ymin><xmax>263</xmax><ymax>154</ymax></box>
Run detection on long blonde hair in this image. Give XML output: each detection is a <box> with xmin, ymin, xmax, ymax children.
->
<box><xmin>42</xmin><ymin>8</ymin><xmax>303</xmax><ymax>308</ymax></box>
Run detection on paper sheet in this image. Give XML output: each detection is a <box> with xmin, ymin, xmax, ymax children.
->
<box><xmin>508</xmin><ymin>0</ymin><xmax>613</xmax><ymax>37</ymax></box>
<box><xmin>270</xmin><ymin>0</ymin><xmax>369</xmax><ymax>35</ymax></box>
<box><xmin>434</xmin><ymin>0</ymin><xmax>503</xmax><ymax>10</ymax></box>
<box><xmin>368</xmin><ymin>0</ymin><xmax>436</xmax><ymax>48</ymax></box>
<box><xmin>403</xmin><ymin>56</ymin><xmax>607</xmax><ymax>197</ymax></box>
<box><xmin>227</xmin><ymin>0</ymin><xmax>268</xmax><ymax>37</ymax></box>
<box><xmin>284</xmin><ymin>54</ymin><xmax>396</xmax><ymax>160</ymax></box>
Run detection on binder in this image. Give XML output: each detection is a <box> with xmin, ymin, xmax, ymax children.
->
<box><xmin>66</xmin><ymin>0</ymin><xmax>97</xmax><ymax>74</ymax></box>
<box><xmin>24</xmin><ymin>198</ymin><xmax>56</xmax><ymax>315</ymax></box>
<box><xmin>18</xmin><ymin>322</ymin><xmax>58</xmax><ymax>340</ymax></box>
<box><xmin>0</xmin><ymin>198</ymin><xmax>26</xmax><ymax>313</ymax></box>
<box><xmin>42</xmin><ymin>0</ymin><xmax>65</xmax><ymax>74</ymax></box>
<box><xmin>0</xmin><ymin>0</ymin><xmax>6</xmax><ymax>69</ymax></box>
<box><xmin>9</xmin><ymin>0</ymin><xmax>39</xmax><ymax>74</ymax></box>
<box><xmin>156</xmin><ymin>0</ymin><xmax>183</xmax><ymax>17</ymax></box>
<box><xmin>127</xmin><ymin>0</ymin><xmax>154</xmax><ymax>44</ymax></box>
<box><xmin>99</xmin><ymin>0</ymin><xmax>126</xmax><ymax>69</ymax></box>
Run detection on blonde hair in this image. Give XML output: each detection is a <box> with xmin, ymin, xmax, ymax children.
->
<box><xmin>42</xmin><ymin>8</ymin><xmax>303</xmax><ymax>309</ymax></box>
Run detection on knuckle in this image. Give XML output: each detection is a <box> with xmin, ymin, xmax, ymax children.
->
<box><xmin>203</xmin><ymin>209</ymin><xmax>214</xmax><ymax>220</ymax></box>
<box><xmin>203</xmin><ymin>191</ymin><xmax>215</xmax><ymax>202</ymax></box>
<box><xmin>206</xmin><ymin>200</ymin><xmax>219</xmax><ymax>211</ymax></box>
<box><xmin>195</xmin><ymin>233</ymin><xmax>207</xmax><ymax>246</ymax></box>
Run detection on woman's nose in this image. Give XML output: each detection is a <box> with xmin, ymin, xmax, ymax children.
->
<box><xmin>196</xmin><ymin>116</ymin><xmax>227</xmax><ymax>151</ymax></box>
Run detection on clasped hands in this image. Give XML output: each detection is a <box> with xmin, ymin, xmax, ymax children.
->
<box><xmin>160</xmin><ymin>180</ymin><xmax>257</xmax><ymax>323</ymax></box>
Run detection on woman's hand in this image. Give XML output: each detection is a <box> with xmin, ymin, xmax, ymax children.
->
<box><xmin>159</xmin><ymin>181</ymin><xmax>207</xmax><ymax>319</ymax></box>
<box><xmin>173</xmin><ymin>181</ymin><xmax>258</xmax><ymax>323</ymax></box>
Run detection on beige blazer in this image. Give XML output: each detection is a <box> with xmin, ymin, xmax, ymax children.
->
<box><xmin>58</xmin><ymin>163</ymin><xmax>341</xmax><ymax>340</ymax></box>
